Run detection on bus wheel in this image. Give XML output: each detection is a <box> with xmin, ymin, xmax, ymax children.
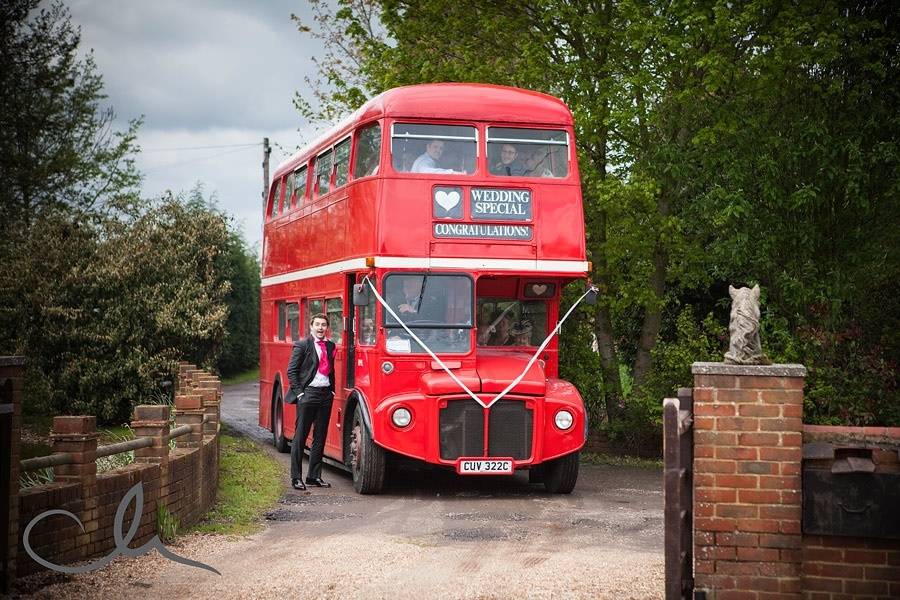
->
<box><xmin>543</xmin><ymin>452</ymin><xmax>579</xmax><ymax>494</ymax></box>
<box><xmin>273</xmin><ymin>389</ymin><xmax>289</xmax><ymax>453</ymax></box>
<box><xmin>350</xmin><ymin>405</ymin><xmax>385</xmax><ymax>494</ymax></box>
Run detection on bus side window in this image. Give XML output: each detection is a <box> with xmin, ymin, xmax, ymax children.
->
<box><xmin>334</xmin><ymin>138</ymin><xmax>351</xmax><ymax>188</ymax></box>
<box><xmin>293</xmin><ymin>165</ymin><xmax>308</xmax><ymax>207</ymax></box>
<box><xmin>314</xmin><ymin>150</ymin><xmax>333</xmax><ymax>197</ymax></box>
<box><xmin>306</xmin><ymin>298</ymin><xmax>324</xmax><ymax>328</ymax></box>
<box><xmin>353</xmin><ymin>122</ymin><xmax>381</xmax><ymax>178</ymax></box>
<box><xmin>269</xmin><ymin>179</ymin><xmax>282</xmax><ymax>219</ymax></box>
<box><xmin>286</xmin><ymin>302</ymin><xmax>299</xmax><ymax>340</ymax></box>
<box><xmin>357</xmin><ymin>299</ymin><xmax>375</xmax><ymax>345</ymax></box>
<box><xmin>277</xmin><ymin>301</ymin><xmax>287</xmax><ymax>341</ymax></box>
<box><xmin>326</xmin><ymin>298</ymin><xmax>343</xmax><ymax>345</ymax></box>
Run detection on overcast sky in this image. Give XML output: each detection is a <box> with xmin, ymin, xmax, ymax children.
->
<box><xmin>64</xmin><ymin>0</ymin><xmax>331</xmax><ymax>252</ymax></box>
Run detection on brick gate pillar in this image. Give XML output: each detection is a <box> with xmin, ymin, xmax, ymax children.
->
<box><xmin>691</xmin><ymin>362</ymin><xmax>806</xmax><ymax>600</ymax></box>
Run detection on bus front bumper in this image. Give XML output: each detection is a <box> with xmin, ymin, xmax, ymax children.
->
<box><xmin>371</xmin><ymin>379</ymin><xmax>585</xmax><ymax>469</ymax></box>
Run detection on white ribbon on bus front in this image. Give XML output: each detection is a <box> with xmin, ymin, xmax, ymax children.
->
<box><xmin>365</xmin><ymin>277</ymin><xmax>597</xmax><ymax>409</ymax></box>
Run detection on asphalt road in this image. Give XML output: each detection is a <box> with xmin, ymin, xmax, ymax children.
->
<box><xmin>219</xmin><ymin>381</ymin><xmax>666</xmax><ymax>597</ymax></box>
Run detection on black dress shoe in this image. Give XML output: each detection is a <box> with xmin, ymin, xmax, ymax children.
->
<box><xmin>305</xmin><ymin>477</ymin><xmax>331</xmax><ymax>488</ymax></box>
<box><xmin>291</xmin><ymin>478</ymin><xmax>307</xmax><ymax>491</ymax></box>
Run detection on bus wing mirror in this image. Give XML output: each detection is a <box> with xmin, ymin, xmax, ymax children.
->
<box><xmin>585</xmin><ymin>285</ymin><xmax>599</xmax><ymax>305</ymax></box>
<box><xmin>353</xmin><ymin>283</ymin><xmax>370</xmax><ymax>306</ymax></box>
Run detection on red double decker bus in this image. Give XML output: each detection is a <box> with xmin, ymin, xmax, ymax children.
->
<box><xmin>259</xmin><ymin>83</ymin><xmax>592</xmax><ymax>494</ymax></box>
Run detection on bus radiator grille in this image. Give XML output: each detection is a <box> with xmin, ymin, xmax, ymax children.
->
<box><xmin>488</xmin><ymin>400</ymin><xmax>533</xmax><ymax>460</ymax></box>
<box><xmin>439</xmin><ymin>399</ymin><xmax>484</xmax><ymax>460</ymax></box>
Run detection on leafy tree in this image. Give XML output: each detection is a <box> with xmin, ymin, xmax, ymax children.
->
<box><xmin>216</xmin><ymin>228</ymin><xmax>261</xmax><ymax>377</ymax></box>
<box><xmin>294</xmin><ymin>0</ymin><xmax>900</xmax><ymax>431</ymax></box>
<box><xmin>0</xmin><ymin>0</ymin><xmax>141</xmax><ymax>229</ymax></box>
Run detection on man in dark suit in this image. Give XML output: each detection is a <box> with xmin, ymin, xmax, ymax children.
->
<box><xmin>489</xmin><ymin>143</ymin><xmax>527</xmax><ymax>176</ymax></box>
<box><xmin>287</xmin><ymin>312</ymin><xmax>336</xmax><ymax>490</ymax></box>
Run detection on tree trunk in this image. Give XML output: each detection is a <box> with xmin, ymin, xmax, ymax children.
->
<box><xmin>632</xmin><ymin>189</ymin><xmax>670</xmax><ymax>392</ymax></box>
<box><xmin>593</xmin><ymin>300</ymin><xmax>623</xmax><ymax>421</ymax></box>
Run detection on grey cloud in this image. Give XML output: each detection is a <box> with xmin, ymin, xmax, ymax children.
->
<box><xmin>58</xmin><ymin>0</ymin><xmax>335</xmax><ymax>249</ymax></box>
<box><xmin>68</xmin><ymin>0</ymin><xmax>323</xmax><ymax>130</ymax></box>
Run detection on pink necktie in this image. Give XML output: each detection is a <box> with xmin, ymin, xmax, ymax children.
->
<box><xmin>316</xmin><ymin>339</ymin><xmax>330</xmax><ymax>376</ymax></box>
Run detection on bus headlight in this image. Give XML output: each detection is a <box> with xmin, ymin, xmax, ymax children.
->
<box><xmin>554</xmin><ymin>409</ymin><xmax>574</xmax><ymax>431</ymax></box>
<box><xmin>391</xmin><ymin>407</ymin><xmax>412</xmax><ymax>428</ymax></box>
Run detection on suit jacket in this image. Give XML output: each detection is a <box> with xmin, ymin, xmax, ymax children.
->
<box><xmin>286</xmin><ymin>336</ymin><xmax>336</xmax><ymax>403</ymax></box>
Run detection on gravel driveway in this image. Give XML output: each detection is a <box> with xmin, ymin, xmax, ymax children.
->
<box><xmin>13</xmin><ymin>381</ymin><xmax>665</xmax><ymax>599</ymax></box>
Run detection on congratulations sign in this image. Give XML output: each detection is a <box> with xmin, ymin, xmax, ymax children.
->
<box><xmin>433</xmin><ymin>222</ymin><xmax>532</xmax><ymax>240</ymax></box>
<box><xmin>470</xmin><ymin>188</ymin><xmax>532</xmax><ymax>221</ymax></box>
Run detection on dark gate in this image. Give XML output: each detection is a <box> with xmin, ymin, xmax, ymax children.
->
<box><xmin>664</xmin><ymin>387</ymin><xmax>693</xmax><ymax>600</ymax></box>
<box><xmin>1</xmin><ymin>378</ymin><xmax>13</xmax><ymax>593</ymax></box>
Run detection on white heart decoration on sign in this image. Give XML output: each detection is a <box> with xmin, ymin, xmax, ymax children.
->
<box><xmin>435</xmin><ymin>190</ymin><xmax>461</xmax><ymax>212</ymax></box>
<box><xmin>532</xmin><ymin>284</ymin><xmax>548</xmax><ymax>296</ymax></box>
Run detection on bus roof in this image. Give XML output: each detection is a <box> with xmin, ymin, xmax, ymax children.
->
<box><xmin>275</xmin><ymin>84</ymin><xmax>573</xmax><ymax>176</ymax></box>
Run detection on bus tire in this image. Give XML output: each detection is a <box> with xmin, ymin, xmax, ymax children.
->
<box><xmin>273</xmin><ymin>389</ymin><xmax>289</xmax><ymax>453</ymax></box>
<box><xmin>543</xmin><ymin>452</ymin><xmax>579</xmax><ymax>494</ymax></box>
<box><xmin>350</xmin><ymin>404</ymin><xmax>385</xmax><ymax>494</ymax></box>
<box><xmin>528</xmin><ymin>464</ymin><xmax>545</xmax><ymax>484</ymax></box>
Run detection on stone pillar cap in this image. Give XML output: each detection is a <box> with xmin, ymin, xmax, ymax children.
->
<box><xmin>692</xmin><ymin>362</ymin><xmax>807</xmax><ymax>377</ymax></box>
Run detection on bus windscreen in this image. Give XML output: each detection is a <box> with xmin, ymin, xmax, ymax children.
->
<box><xmin>383</xmin><ymin>274</ymin><xmax>473</xmax><ymax>354</ymax></box>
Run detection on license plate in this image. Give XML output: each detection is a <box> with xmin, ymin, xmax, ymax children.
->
<box><xmin>456</xmin><ymin>458</ymin><xmax>514</xmax><ymax>475</ymax></box>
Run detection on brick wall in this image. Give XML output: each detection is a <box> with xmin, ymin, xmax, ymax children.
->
<box><xmin>692</xmin><ymin>362</ymin><xmax>806</xmax><ymax>599</ymax></box>
<box><xmin>6</xmin><ymin>361</ymin><xmax>221</xmax><ymax>583</ymax></box>
<box><xmin>800</xmin><ymin>425</ymin><xmax>900</xmax><ymax>600</ymax></box>
<box><xmin>691</xmin><ymin>362</ymin><xmax>900</xmax><ymax>600</ymax></box>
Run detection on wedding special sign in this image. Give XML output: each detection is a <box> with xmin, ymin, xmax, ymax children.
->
<box><xmin>431</xmin><ymin>187</ymin><xmax>533</xmax><ymax>240</ymax></box>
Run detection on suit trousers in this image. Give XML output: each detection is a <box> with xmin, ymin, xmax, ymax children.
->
<box><xmin>290</xmin><ymin>386</ymin><xmax>334</xmax><ymax>480</ymax></box>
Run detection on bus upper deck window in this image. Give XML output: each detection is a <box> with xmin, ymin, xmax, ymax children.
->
<box><xmin>486</xmin><ymin>127</ymin><xmax>569</xmax><ymax>178</ymax></box>
<box><xmin>293</xmin><ymin>165</ymin><xmax>308</xmax><ymax>207</ymax></box>
<box><xmin>283</xmin><ymin>171</ymin><xmax>295</xmax><ymax>210</ymax></box>
<box><xmin>269</xmin><ymin>179</ymin><xmax>283</xmax><ymax>218</ymax></box>
<box><xmin>391</xmin><ymin>123</ymin><xmax>477</xmax><ymax>175</ymax></box>
<box><xmin>333</xmin><ymin>138</ymin><xmax>351</xmax><ymax>189</ymax></box>
<box><xmin>353</xmin><ymin>122</ymin><xmax>381</xmax><ymax>178</ymax></box>
<box><xmin>314</xmin><ymin>149</ymin><xmax>333</xmax><ymax>197</ymax></box>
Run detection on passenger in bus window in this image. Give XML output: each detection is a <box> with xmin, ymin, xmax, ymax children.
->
<box><xmin>510</xmin><ymin>320</ymin><xmax>534</xmax><ymax>346</ymax></box>
<box><xmin>477</xmin><ymin>311</ymin><xmax>494</xmax><ymax>346</ymax></box>
<box><xmin>524</xmin><ymin>149</ymin><xmax>554</xmax><ymax>178</ymax></box>
<box><xmin>411</xmin><ymin>139</ymin><xmax>459</xmax><ymax>174</ymax></box>
<box><xmin>490</xmin><ymin>144</ymin><xmax>527</xmax><ymax>176</ymax></box>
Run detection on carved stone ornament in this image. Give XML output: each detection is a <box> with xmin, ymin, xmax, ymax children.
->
<box><xmin>723</xmin><ymin>284</ymin><xmax>771</xmax><ymax>365</ymax></box>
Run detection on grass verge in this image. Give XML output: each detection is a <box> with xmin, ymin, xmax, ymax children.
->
<box><xmin>581</xmin><ymin>452</ymin><xmax>663</xmax><ymax>469</ymax></box>
<box><xmin>191</xmin><ymin>430</ymin><xmax>283</xmax><ymax>536</ymax></box>
<box><xmin>222</xmin><ymin>368</ymin><xmax>259</xmax><ymax>386</ymax></box>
